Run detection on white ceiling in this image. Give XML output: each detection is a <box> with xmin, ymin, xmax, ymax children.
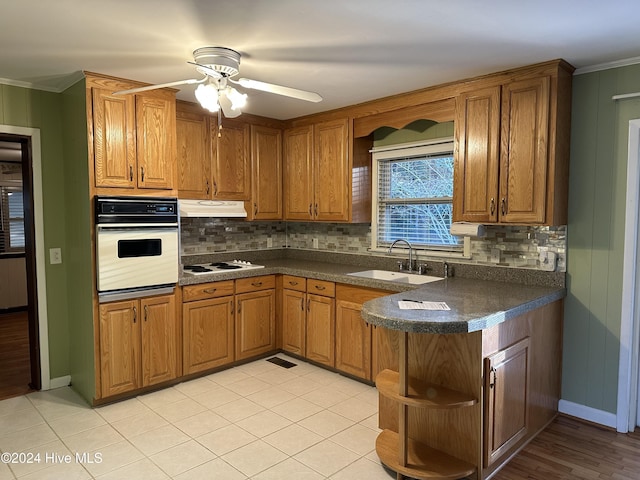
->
<box><xmin>2</xmin><ymin>0</ymin><xmax>640</xmax><ymax>120</ymax></box>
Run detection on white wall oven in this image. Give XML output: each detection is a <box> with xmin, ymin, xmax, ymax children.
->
<box><xmin>95</xmin><ymin>196</ymin><xmax>178</xmax><ymax>302</ymax></box>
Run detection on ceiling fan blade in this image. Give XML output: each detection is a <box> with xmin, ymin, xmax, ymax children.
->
<box><xmin>232</xmin><ymin>78</ymin><xmax>322</xmax><ymax>103</ymax></box>
<box><xmin>113</xmin><ymin>77</ymin><xmax>207</xmax><ymax>95</ymax></box>
<box><xmin>187</xmin><ymin>61</ymin><xmax>223</xmax><ymax>79</ymax></box>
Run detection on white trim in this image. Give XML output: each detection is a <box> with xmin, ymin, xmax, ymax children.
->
<box><xmin>558</xmin><ymin>399</ymin><xmax>617</xmax><ymax>429</ymax></box>
<box><xmin>0</xmin><ymin>71</ymin><xmax>85</xmax><ymax>94</ymax></box>
<box><xmin>0</xmin><ymin>124</ymin><xmax>50</xmax><ymax>391</ymax></box>
<box><xmin>574</xmin><ymin>56</ymin><xmax>640</xmax><ymax>76</ymax></box>
<box><xmin>613</xmin><ymin>92</ymin><xmax>640</xmax><ymax>101</ymax></box>
<box><xmin>617</xmin><ymin>119</ymin><xmax>640</xmax><ymax>432</ymax></box>
<box><xmin>49</xmin><ymin>375</ymin><xmax>71</xmax><ymax>389</ymax></box>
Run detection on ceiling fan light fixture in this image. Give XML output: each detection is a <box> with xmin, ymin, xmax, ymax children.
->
<box><xmin>195</xmin><ymin>83</ymin><xmax>219</xmax><ymax>112</ymax></box>
<box><xmin>226</xmin><ymin>87</ymin><xmax>248</xmax><ymax>110</ymax></box>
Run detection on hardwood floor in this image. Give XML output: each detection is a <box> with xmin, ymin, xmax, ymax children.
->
<box><xmin>493</xmin><ymin>414</ymin><xmax>640</xmax><ymax>480</ymax></box>
<box><xmin>0</xmin><ymin>310</ymin><xmax>32</xmax><ymax>400</ymax></box>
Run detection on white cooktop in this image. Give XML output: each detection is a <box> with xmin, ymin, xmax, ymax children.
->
<box><xmin>183</xmin><ymin>260</ymin><xmax>265</xmax><ymax>276</ymax></box>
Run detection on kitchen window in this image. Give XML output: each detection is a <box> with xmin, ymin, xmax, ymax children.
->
<box><xmin>0</xmin><ymin>187</ymin><xmax>25</xmax><ymax>252</ymax></box>
<box><xmin>371</xmin><ymin>138</ymin><xmax>462</xmax><ymax>254</ymax></box>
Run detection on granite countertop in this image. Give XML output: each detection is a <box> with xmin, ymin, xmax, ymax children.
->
<box><xmin>178</xmin><ymin>255</ymin><xmax>566</xmax><ymax>334</ymax></box>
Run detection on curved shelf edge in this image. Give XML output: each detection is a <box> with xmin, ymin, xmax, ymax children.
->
<box><xmin>376</xmin><ymin>429</ymin><xmax>477</xmax><ymax>480</ymax></box>
<box><xmin>375</xmin><ymin>369</ymin><xmax>477</xmax><ymax>409</ymax></box>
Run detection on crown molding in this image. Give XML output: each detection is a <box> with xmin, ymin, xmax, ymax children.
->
<box><xmin>0</xmin><ymin>71</ymin><xmax>85</xmax><ymax>93</ymax></box>
<box><xmin>574</xmin><ymin>56</ymin><xmax>640</xmax><ymax>75</ymax></box>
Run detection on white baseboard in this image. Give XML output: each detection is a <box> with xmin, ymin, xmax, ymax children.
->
<box><xmin>558</xmin><ymin>399</ymin><xmax>617</xmax><ymax>428</ymax></box>
<box><xmin>48</xmin><ymin>375</ymin><xmax>71</xmax><ymax>390</ymax></box>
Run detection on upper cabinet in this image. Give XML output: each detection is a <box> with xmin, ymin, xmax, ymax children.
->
<box><xmin>87</xmin><ymin>73</ymin><xmax>176</xmax><ymax>194</ymax></box>
<box><xmin>453</xmin><ymin>61</ymin><xmax>573</xmax><ymax>225</ymax></box>
<box><xmin>176</xmin><ymin>105</ymin><xmax>211</xmax><ymax>199</ymax></box>
<box><xmin>212</xmin><ymin>118</ymin><xmax>251</xmax><ymax>200</ymax></box>
<box><xmin>250</xmin><ymin>125</ymin><xmax>282</xmax><ymax>220</ymax></box>
<box><xmin>284</xmin><ymin>118</ymin><xmax>371</xmax><ymax>223</ymax></box>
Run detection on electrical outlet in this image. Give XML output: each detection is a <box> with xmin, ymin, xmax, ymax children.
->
<box><xmin>267</xmin><ymin>237</ymin><xmax>273</xmax><ymax>248</ymax></box>
<box><xmin>49</xmin><ymin>247</ymin><xmax>62</xmax><ymax>265</ymax></box>
<box><xmin>312</xmin><ymin>238</ymin><xmax>319</xmax><ymax>249</ymax></box>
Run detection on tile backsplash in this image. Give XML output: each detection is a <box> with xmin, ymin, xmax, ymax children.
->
<box><xmin>181</xmin><ymin>219</ymin><xmax>566</xmax><ymax>272</ymax></box>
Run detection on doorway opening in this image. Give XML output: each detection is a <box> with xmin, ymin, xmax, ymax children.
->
<box><xmin>0</xmin><ymin>134</ymin><xmax>41</xmax><ymax>399</ymax></box>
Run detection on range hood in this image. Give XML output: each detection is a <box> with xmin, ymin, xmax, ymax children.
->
<box><xmin>179</xmin><ymin>199</ymin><xmax>247</xmax><ymax>218</ymax></box>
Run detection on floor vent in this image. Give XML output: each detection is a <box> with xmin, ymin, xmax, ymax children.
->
<box><xmin>266</xmin><ymin>357</ymin><xmax>297</xmax><ymax>369</ymax></box>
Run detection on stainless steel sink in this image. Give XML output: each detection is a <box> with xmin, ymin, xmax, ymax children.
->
<box><xmin>347</xmin><ymin>269</ymin><xmax>443</xmax><ymax>285</ymax></box>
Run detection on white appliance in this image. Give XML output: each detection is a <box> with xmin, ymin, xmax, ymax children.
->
<box><xmin>95</xmin><ymin>196</ymin><xmax>179</xmax><ymax>301</ymax></box>
<box><xmin>183</xmin><ymin>260</ymin><xmax>264</xmax><ymax>276</ymax></box>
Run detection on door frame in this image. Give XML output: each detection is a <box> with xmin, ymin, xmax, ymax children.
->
<box><xmin>617</xmin><ymin>118</ymin><xmax>640</xmax><ymax>432</ymax></box>
<box><xmin>0</xmin><ymin>124</ymin><xmax>50</xmax><ymax>391</ymax></box>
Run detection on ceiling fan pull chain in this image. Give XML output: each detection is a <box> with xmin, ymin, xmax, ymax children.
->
<box><xmin>217</xmin><ymin>108</ymin><xmax>222</xmax><ymax>138</ymax></box>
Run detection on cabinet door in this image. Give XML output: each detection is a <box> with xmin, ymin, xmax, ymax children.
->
<box><xmin>141</xmin><ymin>294</ymin><xmax>177</xmax><ymax>387</ymax></box>
<box><xmin>236</xmin><ymin>289</ymin><xmax>276</xmax><ymax>360</ymax></box>
<box><xmin>453</xmin><ymin>86</ymin><xmax>501</xmax><ymax>223</ymax></box>
<box><xmin>183</xmin><ymin>296</ymin><xmax>235</xmax><ymax>374</ymax></box>
<box><xmin>251</xmin><ymin>125</ymin><xmax>282</xmax><ymax>219</ymax></box>
<box><xmin>282</xmin><ymin>289</ymin><xmax>306</xmax><ymax>355</ymax></box>
<box><xmin>92</xmin><ymin>88</ymin><xmax>136</xmax><ymax>188</ymax></box>
<box><xmin>136</xmin><ymin>95</ymin><xmax>175</xmax><ymax>189</ymax></box>
<box><xmin>499</xmin><ymin>77</ymin><xmax>550</xmax><ymax>224</ymax></box>
<box><xmin>99</xmin><ymin>300</ymin><xmax>140</xmax><ymax>397</ymax></box>
<box><xmin>177</xmin><ymin>107</ymin><xmax>212</xmax><ymax>199</ymax></box>
<box><xmin>305</xmin><ymin>293</ymin><xmax>335</xmax><ymax>367</ymax></box>
<box><xmin>284</xmin><ymin>126</ymin><xmax>314</xmax><ymax>220</ymax></box>
<box><xmin>212</xmin><ymin>119</ymin><xmax>250</xmax><ymax>200</ymax></box>
<box><xmin>335</xmin><ymin>299</ymin><xmax>371</xmax><ymax>380</ymax></box>
<box><xmin>314</xmin><ymin>119</ymin><xmax>350</xmax><ymax>221</ymax></box>
<box><xmin>484</xmin><ymin>337</ymin><xmax>530</xmax><ymax>466</ymax></box>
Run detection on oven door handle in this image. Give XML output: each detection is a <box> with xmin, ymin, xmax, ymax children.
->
<box><xmin>97</xmin><ymin>224</ymin><xmax>178</xmax><ymax>232</ymax></box>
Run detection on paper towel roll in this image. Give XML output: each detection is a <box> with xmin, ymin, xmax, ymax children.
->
<box><xmin>450</xmin><ymin>222</ymin><xmax>485</xmax><ymax>237</ymax></box>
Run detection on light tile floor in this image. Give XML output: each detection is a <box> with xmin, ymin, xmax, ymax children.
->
<box><xmin>0</xmin><ymin>355</ymin><xmax>396</xmax><ymax>479</ymax></box>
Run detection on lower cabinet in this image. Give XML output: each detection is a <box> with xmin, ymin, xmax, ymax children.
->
<box><xmin>305</xmin><ymin>290</ymin><xmax>335</xmax><ymax>366</ymax></box>
<box><xmin>484</xmin><ymin>337</ymin><xmax>530</xmax><ymax>466</ymax></box>
<box><xmin>182</xmin><ymin>280</ymin><xmax>235</xmax><ymax>375</ymax></box>
<box><xmin>235</xmin><ymin>275</ymin><xmax>276</xmax><ymax>360</ymax></box>
<box><xmin>335</xmin><ymin>284</ymin><xmax>391</xmax><ymax>381</ymax></box>
<box><xmin>99</xmin><ymin>293</ymin><xmax>178</xmax><ymax>398</ymax></box>
<box><xmin>282</xmin><ymin>276</ymin><xmax>307</xmax><ymax>355</ymax></box>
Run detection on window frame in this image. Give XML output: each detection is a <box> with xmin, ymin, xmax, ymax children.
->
<box><xmin>371</xmin><ymin>137</ymin><xmax>469</xmax><ymax>258</ymax></box>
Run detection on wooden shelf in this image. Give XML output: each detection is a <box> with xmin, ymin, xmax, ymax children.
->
<box><xmin>376</xmin><ymin>429</ymin><xmax>476</xmax><ymax>480</ymax></box>
<box><xmin>376</xmin><ymin>369</ymin><xmax>477</xmax><ymax>409</ymax></box>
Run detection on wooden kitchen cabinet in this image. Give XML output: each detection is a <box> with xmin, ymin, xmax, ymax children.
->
<box><xmin>335</xmin><ymin>284</ymin><xmax>391</xmax><ymax>381</ymax></box>
<box><xmin>182</xmin><ymin>280</ymin><xmax>235</xmax><ymax>374</ymax></box>
<box><xmin>484</xmin><ymin>337</ymin><xmax>530</xmax><ymax>466</ymax></box>
<box><xmin>281</xmin><ymin>275</ymin><xmax>307</xmax><ymax>355</ymax></box>
<box><xmin>305</xmin><ymin>279</ymin><xmax>335</xmax><ymax>367</ymax></box>
<box><xmin>284</xmin><ymin>118</ymin><xmax>370</xmax><ymax>222</ymax></box>
<box><xmin>211</xmin><ymin>118</ymin><xmax>251</xmax><ymax>200</ymax></box>
<box><xmin>89</xmin><ymin>75</ymin><xmax>176</xmax><ymax>192</ymax></box>
<box><xmin>453</xmin><ymin>61</ymin><xmax>572</xmax><ymax>225</ymax></box>
<box><xmin>235</xmin><ymin>275</ymin><xmax>276</xmax><ymax>360</ymax></box>
<box><xmin>176</xmin><ymin>103</ymin><xmax>212</xmax><ymax>199</ymax></box>
<box><xmin>249</xmin><ymin>125</ymin><xmax>282</xmax><ymax>220</ymax></box>
<box><xmin>99</xmin><ymin>293</ymin><xmax>178</xmax><ymax>398</ymax></box>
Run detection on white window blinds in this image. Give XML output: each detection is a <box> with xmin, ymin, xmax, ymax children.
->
<box><xmin>1</xmin><ymin>187</ymin><xmax>24</xmax><ymax>252</ymax></box>
<box><xmin>372</xmin><ymin>139</ymin><xmax>460</xmax><ymax>251</ymax></box>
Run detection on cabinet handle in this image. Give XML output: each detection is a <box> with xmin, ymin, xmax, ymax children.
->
<box><xmin>289</xmin><ymin>281</ymin><xmax>298</xmax><ymax>286</ymax></box>
<box><xmin>309</xmin><ymin>203</ymin><xmax>313</xmax><ymax>216</ymax></box>
<box><xmin>203</xmin><ymin>288</ymin><xmax>217</xmax><ymax>294</ymax></box>
<box><xmin>314</xmin><ymin>203</ymin><xmax>318</xmax><ymax>216</ymax></box>
<box><xmin>254</xmin><ymin>203</ymin><xmax>258</xmax><ymax>216</ymax></box>
<box><xmin>501</xmin><ymin>197</ymin><xmax>506</xmax><ymax>216</ymax></box>
<box><xmin>300</xmin><ymin>298</ymin><xmax>304</xmax><ymax>311</ymax></box>
<box><xmin>489</xmin><ymin>367</ymin><xmax>497</xmax><ymax>389</ymax></box>
<box><xmin>314</xmin><ymin>285</ymin><xmax>326</xmax><ymax>291</ymax></box>
<box><xmin>307</xmin><ymin>299</ymin><xmax>310</xmax><ymax>312</ymax></box>
<box><xmin>490</xmin><ymin>198</ymin><xmax>495</xmax><ymax>215</ymax></box>
<box><xmin>230</xmin><ymin>299</ymin><xmax>234</xmax><ymax>315</ymax></box>
<box><xmin>129</xmin><ymin>165</ymin><xmax>134</xmax><ymax>182</ymax></box>
<box><xmin>206</xmin><ymin>179</ymin><xmax>210</xmax><ymax>195</ymax></box>
<box><xmin>140</xmin><ymin>166</ymin><xmax>145</xmax><ymax>182</ymax></box>
<box><xmin>237</xmin><ymin>300</ymin><xmax>241</xmax><ymax>314</ymax></box>
<box><xmin>251</xmin><ymin>281</ymin><xmax>263</xmax><ymax>287</ymax></box>
<box><xmin>132</xmin><ymin>306</ymin><xmax>137</xmax><ymax>323</ymax></box>
<box><xmin>144</xmin><ymin>305</ymin><xmax>148</xmax><ymax>321</ymax></box>
<box><xmin>213</xmin><ymin>180</ymin><xmax>218</xmax><ymax>195</ymax></box>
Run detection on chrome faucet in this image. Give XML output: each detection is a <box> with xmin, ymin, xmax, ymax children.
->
<box><xmin>388</xmin><ymin>239</ymin><xmax>414</xmax><ymax>272</ymax></box>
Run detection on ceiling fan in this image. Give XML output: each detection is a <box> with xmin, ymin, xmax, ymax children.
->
<box><xmin>114</xmin><ymin>46</ymin><xmax>323</xmax><ymax>119</ymax></box>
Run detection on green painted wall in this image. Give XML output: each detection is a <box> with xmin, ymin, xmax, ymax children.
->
<box><xmin>564</xmin><ymin>63</ymin><xmax>640</xmax><ymax>413</ymax></box>
<box><xmin>61</xmin><ymin>80</ymin><xmax>94</xmax><ymax>403</ymax></box>
<box><xmin>0</xmin><ymin>84</ymin><xmax>70</xmax><ymax>378</ymax></box>
<box><xmin>373</xmin><ymin>120</ymin><xmax>454</xmax><ymax>146</ymax></box>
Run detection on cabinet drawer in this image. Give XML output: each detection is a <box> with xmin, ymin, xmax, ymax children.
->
<box><xmin>282</xmin><ymin>275</ymin><xmax>306</xmax><ymax>292</ymax></box>
<box><xmin>182</xmin><ymin>280</ymin><xmax>234</xmax><ymax>302</ymax></box>
<box><xmin>307</xmin><ymin>279</ymin><xmax>335</xmax><ymax>297</ymax></box>
<box><xmin>236</xmin><ymin>275</ymin><xmax>276</xmax><ymax>293</ymax></box>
